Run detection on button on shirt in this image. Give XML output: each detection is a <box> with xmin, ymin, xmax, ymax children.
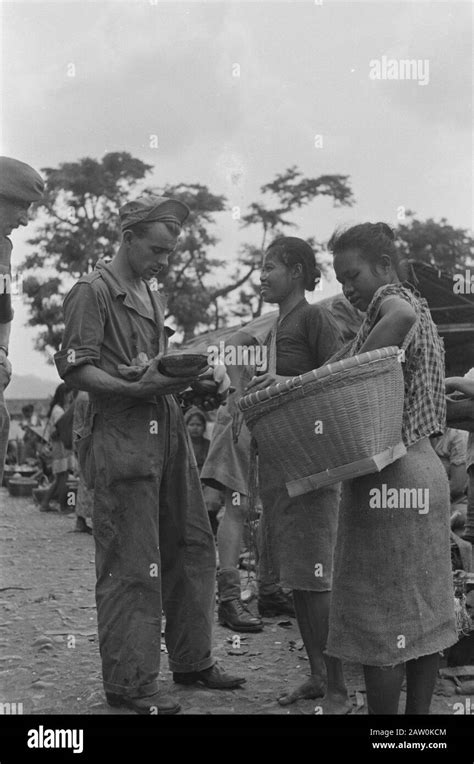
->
<box><xmin>54</xmin><ymin>261</ymin><xmax>167</xmax><ymax>403</ymax></box>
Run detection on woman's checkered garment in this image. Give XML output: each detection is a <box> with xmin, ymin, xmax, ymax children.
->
<box><xmin>350</xmin><ymin>283</ymin><xmax>446</xmax><ymax>447</ymax></box>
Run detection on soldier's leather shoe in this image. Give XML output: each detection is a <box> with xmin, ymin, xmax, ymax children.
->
<box><xmin>218</xmin><ymin>598</ymin><xmax>264</xmax><ymax>633</ymax></box>
<box><xmin>106</xmin><ymin>692</ymin><xmax>181</xmax><ymax>715</ymax></box>
<box><xmin>173</xmin><ymin>663</ymin><xmax>246</xmax><ymax>689</ymax></box>
<box><xmin>258</xmin><ymin>590</ymin><xmax>295</xmax><ymax>618</ymax></box>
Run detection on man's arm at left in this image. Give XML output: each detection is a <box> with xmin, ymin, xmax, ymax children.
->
<box><xmin>0</xmin><ymin>322</ymin><xmax>12</xmax><ymax>388</ymax></box>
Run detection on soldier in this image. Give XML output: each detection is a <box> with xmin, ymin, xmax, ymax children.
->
<box><xmin>55</xmin><ymin>196</ymin><xmax>244</xmax><ymax>715</ymax></box>
<box><xmin>0</xmin><ymin>156</ymin><xmax>44</xmax><ymax>484</ymax></box>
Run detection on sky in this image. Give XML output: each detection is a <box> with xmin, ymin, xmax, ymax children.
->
<box><xmin>0</xmin><ymin>0</ymin><xmax>472</xmax><ymax>383</ymax></box>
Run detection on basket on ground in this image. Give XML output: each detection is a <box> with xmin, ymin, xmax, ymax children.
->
<box><xmin>237</xmin><ymin>346</ymin><xmax>407</xmax><ymax>497</ymax></box>
<box><xmin>8</xmin><ymin>477</ymin><xmax>39</xmax><ymax>497</ymax></box>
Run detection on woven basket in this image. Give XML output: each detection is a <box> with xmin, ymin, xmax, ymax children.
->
<box><xmin>237</xmin><ymin>346</ymin><xmax>406</xmax><ymax>497</ymax></box>
<box><xmin>8</xmin><ymin>477</ymin><xmax>39</xmax><ymax>497</ymax></box>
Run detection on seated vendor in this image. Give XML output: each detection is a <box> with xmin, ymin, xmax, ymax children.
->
<box><xmin>431</xmin><ymin>428</ymin><xmax>471</xmax><ymax>571</ymax></box>
<box><xmin>431</xmin><ymin>427</ymin><xmax>468</xmax><ymax>506</ymax></box>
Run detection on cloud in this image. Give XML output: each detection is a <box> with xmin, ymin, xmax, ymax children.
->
<box><xmin>2</xmin><ymin>2</ymin><xmax>245</xmax><ymax>163</ymax></box>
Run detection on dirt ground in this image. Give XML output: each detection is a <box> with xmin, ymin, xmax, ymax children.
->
<box><xmin>0</xmin><ymin>487</ymin><xmax>472</xmax><ymax>717</ymax></box>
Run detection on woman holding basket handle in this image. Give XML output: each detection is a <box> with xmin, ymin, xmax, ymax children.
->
<box><xmin>245</xmin><ymin>236</ymin><xmax>352</xmax><ymax>713</ymax></box>
<box><xmin>322</xmin><ymin>223</ymin><xmax>457</xmax><ymax>714</ymax></box>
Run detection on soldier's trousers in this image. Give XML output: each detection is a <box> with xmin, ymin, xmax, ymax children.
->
<box><xmin>87</xmin><ymin>394</ymin><xmax>216</xmax><ymax>699</ymax></box>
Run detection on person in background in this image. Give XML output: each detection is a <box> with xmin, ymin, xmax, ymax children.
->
<box><xmin>21</xmin><ymin>404</ymin><xmax>39</xmax><ymax>427</ymax></box>
<box><xmin>431</xmin><ymin>428</ymin><xmax>468</xmax><ymax>505</ymax></box>
<box><xmin>184</xmin><ymin>406</ymin><xmax>222</xmax><ymax>536</ymax></box>
<box><xmin>38</xmin><ymin>383</ymin><xmax>74</xmax><ymax>513</ymax></box>
<box><xmin>0</xmin><ymin>156</ymin><xmax>44</xmax><ymax>484</ymax></box>
<box><xmin>185</xmin><ymin>406</ymin><xmax>210</xmax><ymax>470</ymax></box>
<box><xmin>20</xmin><ymin>404</ymin><xmax>41</xmax><ymax>461</ymax></box>
<box><xmin>72</xmin><ymin>390</ymin><xmax>93</xmax><ymax>534</ymax></box>
<box><xmin>446</xmin><ymin>368</ymin><xmax>474</xmax><ymax>547</ymax></box>
<box><xmin>430</xmin><ymin>427</ymin><xmax>471</xmax><ymax>572</ymax></box>
<box><xmin>5</xmin><ymin>439</ymin><xmax>19</xmax><ymax>466</ymax></box>
<box><xmin>201</xmin><ymin>315</ymin><xmax>296</xmax><ymax>634</ymax></box>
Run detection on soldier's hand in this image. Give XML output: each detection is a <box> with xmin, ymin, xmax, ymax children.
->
<box><xmin>136</xmin><ymin>357</ymin><xmax>194</xmax><ymax>396</ymax></box>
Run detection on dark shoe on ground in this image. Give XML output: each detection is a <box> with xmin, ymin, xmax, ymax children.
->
<box><xmin>74</xmin><ymin>517</ymin><xmax>92</xmax><ymax>534</ymax></box>
<box><xmin>106</xmin><ymin>691</ymin><xmax>180</xmax><ymax>715</ymax></box>
<box><xmin>218</xmin><ymin>598</ymin><xmax>264</xmax><ymax>633</ymax></box>
<box><xmin>173</xmin><ymin>663</ymin><xmax>246</xmax><ymax>689</ymax></box>
<box><xmin>258</xmin><ymin>590</ymin><xmax>295</xmax><ymax>618</ymax></box>
<box><xmin>33</xmin><ymin>488</ymin><xmax>47</xmax><ymax>504</ymax></box>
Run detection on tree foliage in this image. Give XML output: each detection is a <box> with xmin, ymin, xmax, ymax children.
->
<box><xmin>20</xmin><ymin>155</ymin><xmax>355</xmax><ymax>358</ymax></box>
<box><xmin>395</xmin><ymin>211</ymin><xmax>474</xmax><ymax>274</ymax></box>
<box><xmin>234</xmin><ymin>166</ymin><xmax>354</xmax><ymax>318</ymax></box>
<box><xmin>22</xmin><ymin>153</ymin><xmax>153</xmax><ymax>356</ymax></box>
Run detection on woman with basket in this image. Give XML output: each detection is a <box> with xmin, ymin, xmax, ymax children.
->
<box><xmin>325</xmin><ymin>222</ymin><xmax>457</xmax><ymax>714</ymax></box>
<box><xmin>245</xmin><ymin>236</ymin><xmax>352</xmax><ymax>712</ymax></box>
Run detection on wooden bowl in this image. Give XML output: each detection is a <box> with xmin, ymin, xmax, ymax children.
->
<box><xmin>158</xmin><ymin>353</ymin><xmax>209</xmax><ymax>378</ymax></box>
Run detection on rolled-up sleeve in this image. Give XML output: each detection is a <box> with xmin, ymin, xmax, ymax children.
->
<box><xmin>0</xmin><ymin>242</ymin><xmax>14</xmax><ymax>324</ymax></box>
<box><xmin>54</xmin><ymin>282</ymin><xmax>105</xmax><ymax>379</ymax></box>
<box><xmin>0</xmin><ymin>294</ymin><xmax>13</xmax><ymax>324</ymax></box>
<box><xmin>0</xmin><ymin>269</ymin><xmax>13</xmax><ymax>324</ymax></box>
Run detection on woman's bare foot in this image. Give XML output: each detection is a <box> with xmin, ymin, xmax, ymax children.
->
<box><xmin>314</xmin><ymin>692</ymin><xmax>353</xmax><ymax>715</ymax></box>
<box><xmin>278</xmin><ymin>675</ymin><xmax>325</xmax><ymax>706</ymax></box>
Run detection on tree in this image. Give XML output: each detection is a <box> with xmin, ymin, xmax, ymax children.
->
<box><xmin>146</xmin><ymin>183</ymin><xmax>229</xmax><ymax>341</ymax></box>
<box><xmin>20</xmin><ymin>154</ymin><xmax>355</xmax><ymax>359</ymax></box>
<box><xmin>396</xmin><ymin>212</ymin><xmax>474</xmax><ymax>274</ymax></box>
<box><xmin>21</xmin><ymin>155</ymin><xmax>233</xmax><ymax>355</ymax></box>
<box><xmin>22</xmin><ymin>152</ymin><xmax>153</xmax><ymax>357</ymax></box>
<box><xmin>233</xmin><ymin>166</ymin><xmax>355</xmax><ymax>318</ymax></box>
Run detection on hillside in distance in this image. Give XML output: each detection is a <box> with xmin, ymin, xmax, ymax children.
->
<box><xmin>5</xmin><ymin>374</ymin><xmax>58</xmax><ymax>400</ymax></box>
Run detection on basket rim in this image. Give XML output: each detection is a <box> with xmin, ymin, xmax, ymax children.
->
<box><xmin>237</xmin><ymin>345</ymin><xmax>401</xmax><ymax>410</ymax></box>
